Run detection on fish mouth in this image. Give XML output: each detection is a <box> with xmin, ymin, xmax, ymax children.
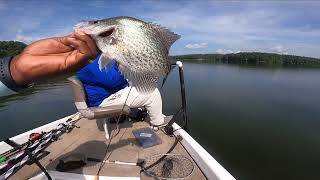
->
<box><xmin>74</xmin><ymin>20</ymin><xmax>115</xmax><ymax>37</ymax></box>
<box><xmin>98</xmin><ymin>27</ymin><xmax>115</xmax><ymax>38</ymax></box>
<box><xmin>73</xmin><ymin>21</ymin><xmax>92</xmax><ymax>32</ymax></box>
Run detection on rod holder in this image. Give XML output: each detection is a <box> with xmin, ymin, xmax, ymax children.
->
<box><xmin>164</xmin><ymin>61</ymin><xmax>189</xmax><ymax>134</ymax></box>
<box><xmin>176</xmin><ymin>61</ymin><xmax>188</xmax><ymax>131</ymax></box>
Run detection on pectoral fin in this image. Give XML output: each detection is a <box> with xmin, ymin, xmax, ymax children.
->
<box><xmin>98</xmin><ymin>54</ymin><xmax>112</xmax><ymax>71</ymax></box>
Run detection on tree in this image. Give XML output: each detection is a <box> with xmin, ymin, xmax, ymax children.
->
<box><xmin>0</xmin><ymin>41</ymin><xmax>27</xmax><ymax>58</ymax></box>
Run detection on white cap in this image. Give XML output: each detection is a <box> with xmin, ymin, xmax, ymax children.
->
<box><xmin>176</xmin><ymin>61</ymin><xmax>183</xmax><ymax>67</ymax></box>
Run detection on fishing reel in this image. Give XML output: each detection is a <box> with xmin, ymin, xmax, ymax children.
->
<box><xmin>164</xmin><ymin>125</ymin><xmax>174</xmax><ymax>135</ymax></box>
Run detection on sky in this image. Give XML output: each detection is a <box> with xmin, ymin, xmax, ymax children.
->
<box><xmin>0</xmin><ymin>0</ymin><xmax>320</xmax><ymax>58</ymax></box>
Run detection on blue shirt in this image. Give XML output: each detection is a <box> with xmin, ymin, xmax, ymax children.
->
<box><xmin>76</xmin><ymin>55</ymin><xmax>128</xmax><ymax>107</ymax></box>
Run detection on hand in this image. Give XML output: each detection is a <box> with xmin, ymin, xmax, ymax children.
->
<box><xmin>10</xmin><ymin>32</ymin><xmax>99</xmax><ymax>85</ymax></box>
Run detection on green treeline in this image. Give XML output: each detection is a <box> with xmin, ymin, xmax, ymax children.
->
<box><xmin>1</xmin><ymin>41</ymin><xmax>320</xmax><ymax>67</ymax></box>
<box><xmin>170</xmin><ymin>52</ymin><xmax>320</xmax><ymax>67</ymax></box>
<box><xmin>0</xmin><ymin>41</ymin><xmax>27</xmax><ymax>58</ymax></box>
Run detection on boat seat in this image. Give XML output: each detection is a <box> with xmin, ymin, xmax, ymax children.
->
<box><xmin>68</xmin><ymin>76</ymin><xmax>130</xmax><ymax>119</ymax></box>
<box><xmin>68</xmin><ymin>76</ymin><xmax>131</xmax><ymax>139</ymax></box>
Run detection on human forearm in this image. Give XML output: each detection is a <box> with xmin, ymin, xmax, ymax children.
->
<box><xmin>0</xmin><ymin>32</ymin><xmax>98</xmax><ymax>98</ymax></box>
<box><xmin>10</xmin><ymin>33</ymin><xmax>98</xmax><ymax>86</ymax></box>
<box><xmin>10</xmin><ymin>53</ymin><xmax>86</xmax><ymax>86</ymax></box>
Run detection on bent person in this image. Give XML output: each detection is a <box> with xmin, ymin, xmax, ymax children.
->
<box><xmin>76</xmin><ymin>54</ymin><xmax>171</xmax><ymax>127</ymax></box>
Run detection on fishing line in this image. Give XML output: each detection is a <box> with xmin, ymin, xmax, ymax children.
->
<box><xmin>95</xmin><ymin>85</ymin><xmax>133</xmax><ymax>179</ymax></box>
<box><xmin>95</xmin><ymin>62</ymin><xmax>185</xmax><ymax>178</ymax></box>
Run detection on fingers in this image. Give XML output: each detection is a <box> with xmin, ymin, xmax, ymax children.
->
<box><xmin>59</xmin><ymin>33</ymin><xmax>99</xmax><ymax>59</ymax></box>
<box><xmin>57</xmin><ymin>35</ymin><xmax>98</xmax><ymax>71</ymax></box>
<box><xmin>68</xmin><ymin>37</ymin><xmax>90</xmax><ymax>54</ymax></box>
<box><xmin>73</xmin><ymin>31</ymin><xmax>100</xmax><ymax>57</ymax></box>
<box><xmin>24</xmin><ymin>37</ymin><xmax>74</xmax><ymax>55</ymax></box>
<box><xmin>11</xmin><ymin>34</ymin><xmax>99</xmax><ymax>84</ymax></box>
<box><xmin>57</xmin><ymin>35</ymin><xmax>80</xmax><ymax>50</ymax></box>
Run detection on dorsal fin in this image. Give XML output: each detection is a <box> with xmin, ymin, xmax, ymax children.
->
<box><xmin>150</xmin><ymin>23</ymin><xmax>181</xmax><ymax>49</ymax></box>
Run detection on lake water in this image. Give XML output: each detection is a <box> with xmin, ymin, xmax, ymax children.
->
<box><xmin>1</xmin><ymin>63</ymin><xmax>320</xmax><ymax>180</ymax></box>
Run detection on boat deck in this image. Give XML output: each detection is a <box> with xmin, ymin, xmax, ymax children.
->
<box><xmin>11</xmin><ymin>118</ymin><xmax>207</xmax><ymax>180</ymax></box>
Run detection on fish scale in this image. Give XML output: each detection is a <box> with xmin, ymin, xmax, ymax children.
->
<box><xmin>74</xmin><ymin>16</ymin><xmax>180</xmax><ymax>93</ymax></box>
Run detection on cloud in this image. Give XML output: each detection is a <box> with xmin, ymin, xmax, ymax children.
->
<box><xmin>270</xmin><ymin>45</ymin><xmax>288</xmax><ymax>54</ymax></box>
<box><xmin>185</xmin><ymin>42</ymin><xmax>208</xmax><ymax>49</ymax></box>
<box><xmin>216</xmin><ymin>49</ymin><xmax>241</xmax><ymax>54</ymax></box>
<box><xmin>1</xmin><ymin>1</ymin><xmax>320</xmax><ymax>57</ymax></box>
<box><xmin>140</xmin><ymin>1</ymin><xmax>320</xmax><ymax>57</ymax></box>
<box><xmin>13</xmin><ymin>27</ymin><xmax>71</xmax><ymax>44</ymax></box>
<box><xmin>15</xmin><ymin>30</ymin><xmax>37</xmax><ymax>43</ymax></box>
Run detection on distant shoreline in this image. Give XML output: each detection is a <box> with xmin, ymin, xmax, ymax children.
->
<box><xmin>1</xmin><ymin>41</ymin><xmax>320</xmax><ymax>68</ymax></box>
<box><xmin>170</xmin><ymin>52</ymin><xmax>320</xmax><ymax>67</ymax></box>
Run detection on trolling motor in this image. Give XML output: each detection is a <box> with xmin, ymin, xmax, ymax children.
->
<box><xmin>164</xmin><ymin>61</ymin><xmax>189</xmax><ymax>135</ymax></box>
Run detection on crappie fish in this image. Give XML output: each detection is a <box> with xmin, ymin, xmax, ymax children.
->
<box><xmin>74</xmin><ymin>16</ymin><xmax>180</xmax><ymax>93</ymax></box>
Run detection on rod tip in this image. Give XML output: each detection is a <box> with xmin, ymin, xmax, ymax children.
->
<box><xmin>176</xmin><ymin>61</ymin><xmax>183</xmax><ymax>67</ymax></box>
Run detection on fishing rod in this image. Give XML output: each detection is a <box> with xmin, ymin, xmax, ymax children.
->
<box><xmin>163</xmin><ymin>61</ymin><xmax>189</xmax><ymax>135</ymax></box>
<box><xmin>0</xmin><ymin>132</ymin><xmax>48</xmax><ymax>162</ymax></box>
<box><xmin>0</xmin><ymin>113</ymin><xmax>80</xmax><ymax>162</ymax></box>
<box><xmin>0</xmin><ymin>114</ymin><xmax>80</xmax><ymax>179</ymax></box>
<box><xmin>176</xmin><ymin>61</ymin><xmax>188</xmax><ymax>131</ymax></box>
